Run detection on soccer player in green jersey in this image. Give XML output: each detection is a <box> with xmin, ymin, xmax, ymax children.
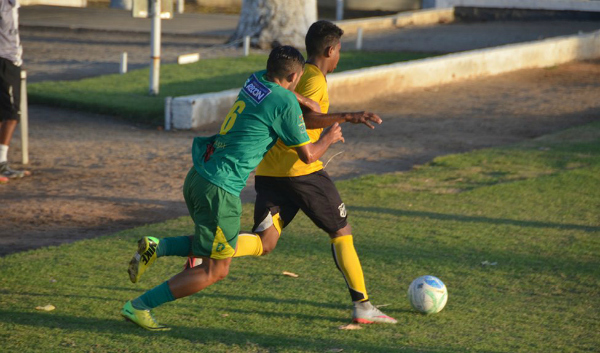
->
<box><xmin>222</xmin><ymin>21</ymin><xmax>396</xmax><ymax>324</ymax></box>
<box><xmin>121</xmin><ymin>45</ymin><xmax>344</xmax><ymax>331</ymax></box>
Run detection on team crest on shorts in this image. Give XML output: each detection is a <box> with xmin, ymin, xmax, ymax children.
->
<box><xmin>338</xmin><ymin>203</ymin><xmax>347</xmax><ymax>218</ymax></box>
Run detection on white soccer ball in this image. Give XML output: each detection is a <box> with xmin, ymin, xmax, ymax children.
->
<box><xmin>407</xmin><ymin>275</ymin><xmax>448</xmax><ymax>314</ymax></box>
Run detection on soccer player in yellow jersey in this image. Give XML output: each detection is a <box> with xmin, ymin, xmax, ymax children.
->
<box><xmin>234</xmin><ymin>21</ymin><xmax>396</xmax><ymax>324</ymax></box>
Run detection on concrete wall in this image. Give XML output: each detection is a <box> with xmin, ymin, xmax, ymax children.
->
<box><xmin>170</xmin><ymin>27</ymin><xmax>600</xmax><ymax>130</ymax></box>
<box><xmin>319</xmin><ymin>0</ymin><xmax>421</xmax><ymax>12</ymax></box>
<box><xmin>192</xmin><ymin>0</ymin><xmax>422</xmax><ymax>12</ymax></box>
<box><xmin>336</xmin><ymin>8</ymin><xmax>453</xmax><ymax>35</ymax></box>
<box><xmin>20</xmin><ymin>0</ymin><xmax>87</xmax><ymax>6</ymax></box>
<box><xmin>423</xmin><ymin>0</ymin><xmax>600</xmax><ymax>12</ymax></box>
<box><xmin>326</xmin><ymin>29</ymin><xmax>600</xmax><ymax>104</ymax></box>
<box><xmin>194</xmin><ymin>0</ymin><xmax>240</xmax><ymax>7</ymax></box>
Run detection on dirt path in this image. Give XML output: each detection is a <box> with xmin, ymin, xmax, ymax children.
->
<box><xmin>2</xmin><ymin>59</ymin><xmax>599</xmax><ymax>256</ymax></box>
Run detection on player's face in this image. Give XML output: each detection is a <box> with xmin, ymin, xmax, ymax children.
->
<box><xmin>329</xmin><ymin>42</ymin><xmax>342</xmax><ymax>73</ymax></box>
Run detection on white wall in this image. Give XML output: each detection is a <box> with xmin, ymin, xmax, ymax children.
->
<box><xmin>20</xmin><ymin>0</ymin><xmax>87</xmax><ymax>5</ymax></box>
<box><xmin>171</xmin><ymin>29</ymin><xmax>600</xmax><ymax>130</ymax></box>
<box><xmin>424</xmin><ymin>0</ymin><xmax>600</xmax><ymax>12</ymax></box>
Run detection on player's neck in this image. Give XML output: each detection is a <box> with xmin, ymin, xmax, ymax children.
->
<box><xmin>265</xmin><ymin>73</ymin><xmax>290</xmax><ymax>89</ymax></box>
<box><xmin>307</xmin><ymin>56</ymin><xmax>329</xmax><ymax>77</ymax></box>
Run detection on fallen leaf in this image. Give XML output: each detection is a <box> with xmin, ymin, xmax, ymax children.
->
<box><xmin>282</xmin><ymin>271</ymin><xmax>299</xmax><ymax>278</ymax></box>
<box><xmin>481</xmin><ymin>261</ymin><xmax>498</xmax><ymax>266</ymax></box>
<box><xmin>36</xmin><ymin>304</ymin><xmax>56</xmax><ymax>311</ymax></box>
<box><xmin>338</xmin><ymin>323</ymin><xmax>362</xmax><ymax>330</ymax></box>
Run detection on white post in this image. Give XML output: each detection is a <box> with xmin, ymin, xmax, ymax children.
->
<box><xmin>336</xmin><ymin>0</ymin><xmax>344</xmax><ymax>21</ymax></box>
<box><xmin>356</xmin><ymin>27</ymin><xmax>363</xmax><ymax>50</ymax></box>
<box><xmin>164</xmin><ymin>96</ymin><xmax>172</xmax><ymax>131</ymax></box>
<box><xmin>243</xmin><ymin>36</ymin><xmax>250</xmax><ymax>56</ymax></box>
<box><xmin>149</xmin><ymin>0</ymin><xmax>161</xmax><ymax>96</ymax></box>
<box><xmin>20</xmin><ymin>70</ymin><xmax>28</xmax><ymax>165</ymax></box>
<box><xmin>177</xmin><ymin>0</ymin><xmax>184</xmax><ymax>14</ymax></box>
<box><xmin>120</xmin><ymin>52</ymin><xmax>128</xmax><ymax>74</ymax></box>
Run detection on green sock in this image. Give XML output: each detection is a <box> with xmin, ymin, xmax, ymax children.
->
<box><xmin>156</xmin><ymin>236</ymin><xmax>191</xmax><ymax>257</ymax></box>
<box><xmin>131</xmin><ymin>281</ymin><xmax>175</xmax><ymax>310</ymax></box>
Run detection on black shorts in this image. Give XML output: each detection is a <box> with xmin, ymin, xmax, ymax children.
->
<box><xmin>0</xmin><ymin>57</ymin><xmax>21</xmax><ymax>122</ymax></box>
<box><xmin>253</xmin><ymin>170</ymin><xmax>348</xmax><ymax>234</ymax></box>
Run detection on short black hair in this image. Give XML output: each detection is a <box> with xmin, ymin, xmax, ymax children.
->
<box><xmin>305</xmin><ymin>20</ymin><xmax>344</xmax><ymax>57</ymax></box>
<box><xmin>266</xmin><ymin>45</ymin><xmax>306</xmax><ymax>79</ymax></box>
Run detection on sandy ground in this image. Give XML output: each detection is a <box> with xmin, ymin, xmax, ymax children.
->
<box><xmin>1</xmin><ymin>20</ymin><xmax>599</xmax><ymax>256</ymax></box>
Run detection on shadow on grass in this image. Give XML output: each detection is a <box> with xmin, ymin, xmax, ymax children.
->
<box><xmin>350</xmin><ymin>206</ymin><xmax>600</xmax><ymax>233</ymax></box>
<box><xmin>0</xmin><ymin>309</ymin><xmax>496</xmax><ymax>353</ymax></box>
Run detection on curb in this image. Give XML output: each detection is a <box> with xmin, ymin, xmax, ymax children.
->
<box><xmin>335</xmin><ymin>8</ymin><xmax>454</xmax><ymax>35</ymax></box>
<box><xmin>169</xmin><ymin>28</ymin><xmax>600</xmax><ymax>130</ymax></box>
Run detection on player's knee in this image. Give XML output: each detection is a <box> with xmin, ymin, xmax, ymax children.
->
<box><xmin>329</xmin><ymin>224</ymin><xmax>352</xmax><ymax>239</ymax></box>
<box><xmin>209</xmin><ymin>261</ymin><xmax>230</xmax><ymax>283</ymax></box>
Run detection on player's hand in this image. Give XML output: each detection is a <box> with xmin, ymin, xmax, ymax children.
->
<box><xmin>346</xmin><ymin>111</ymin><xmax>382</xmax><ymax>129</ymax></box>
<box><xmin>325</xmin><ymin>122</ymin><xmax>345</xmax><ymax>144</ymax></box>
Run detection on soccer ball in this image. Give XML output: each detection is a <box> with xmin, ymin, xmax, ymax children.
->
<box><xmin>407</xmin><ymin>275</ymin><xmax>448</xmax><ymax>314</ymax></box>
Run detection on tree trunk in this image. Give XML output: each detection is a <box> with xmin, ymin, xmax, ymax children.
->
<box><xmin>229</xmin><ymin>0</ymin><xmax>317</xmax><ymax>50</ymax></box>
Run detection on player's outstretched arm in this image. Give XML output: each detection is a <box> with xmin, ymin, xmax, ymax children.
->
<box><xmin>295</xmin><ymin>123</ymin><xmax>344</xmax><ymax>164</ymax></box>
<box><xmin>303</xmin><ymin>110</ymin><xmax>382</xmax><ymax>130</ymax></box>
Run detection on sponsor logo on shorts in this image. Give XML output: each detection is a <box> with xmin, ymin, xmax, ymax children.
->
<box><xmin>216</xmin><ymin>243</ymin><xmax>225</xmax><ymax>252</ymax></box>
<box><xmin>338</xmin><ymin>203</ymin><xmax>347</xmax><ymax>218</ymax></box>
<box><xmin>242</xmin><ymin>74</ymin><xmax>271</xmax><ymax>104</ymax></box>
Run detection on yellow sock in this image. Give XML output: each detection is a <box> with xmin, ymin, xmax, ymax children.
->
<box><xmin>234</xmin><ymin>233</ymin><xmax>264</xmax><ymax>257</ymax></box>
<box><xmin>234</xmin><ymin>213</ymin><xmax>283</xmax><ymax>258</ymax></box>
<box><xmin>331</xmin><ymin>235</ymin><xmax>368</xmax><ymax>302</ymax></box>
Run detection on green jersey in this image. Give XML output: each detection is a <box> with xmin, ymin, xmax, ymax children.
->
<box><xmin>192</xmin><ymin>70</ymin><xmax>310</xmax><ymax>196</ymax></box>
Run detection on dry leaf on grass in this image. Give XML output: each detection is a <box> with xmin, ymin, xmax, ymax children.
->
<box><xmin>282</xmin><ymin>271</ymin><xmax>299</xmax><ymax>278</ymax></box>
<box><xmin>35</xmin><ymin>304</ymin><xmax>56</xmax><ymax>311</ymax></box>
<box><xmin>338</xmin><ymin>323</ymin><xmax>362</xmax><ymax>330</ymax></box>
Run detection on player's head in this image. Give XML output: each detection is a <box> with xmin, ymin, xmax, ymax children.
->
<box><xmin>305</xmin><ymin>20</ymin><xmax>344</xmax><ymax>73</ymax></box>
<box><xmin>266</xmin><ymin>45</ymin><xmax>306</xmax><ymax>91</ymax></box>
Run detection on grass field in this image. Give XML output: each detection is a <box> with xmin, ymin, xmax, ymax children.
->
<box><xmin>28</xmin><ymin>52</ymin><xmax>433</xmax><ymax>126</ymax></box>
<box><xmin>1</xmin><ymin>122</ymin><xmax>598</xmax><ymax>352</ymax></box>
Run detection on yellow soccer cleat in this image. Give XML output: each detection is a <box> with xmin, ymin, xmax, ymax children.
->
<box><xmin>121</xmin><ymin>301</ymin><xmax>170</xmax><ymax>331</ymax></box>
<box><xmin>128</xmin><ymin>236</ymin><xmax>160</xmax><ymax>283</ymax></box>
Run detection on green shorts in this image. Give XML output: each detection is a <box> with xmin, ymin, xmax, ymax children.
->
<box><xmin>183</xmin><ymin>167</ymin><xmax>241</xmax><ymax>259</ymax></box>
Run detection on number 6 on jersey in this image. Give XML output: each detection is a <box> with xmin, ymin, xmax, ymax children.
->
<box><xmin>220</xmin><ymin>100</ymin><xmax>246</xmax><ymax>135</ymax></box>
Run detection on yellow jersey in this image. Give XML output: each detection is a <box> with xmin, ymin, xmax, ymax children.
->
<box><xmin>256</xmin><ymin>64</ymin><xmax>329</xmax><ymax>177</ymax></box>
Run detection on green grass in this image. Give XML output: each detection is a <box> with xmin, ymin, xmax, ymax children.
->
<box><xmin>28</xmin><ymin>51</ymin><xmax>433</xmax><ymax>126</ymax></box>
<box><xmin>1</xmin><ymin>122</ymin><xmax>599</xmax><ymax>352</ymax></box>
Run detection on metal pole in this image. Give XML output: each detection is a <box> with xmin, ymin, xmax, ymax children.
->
<box><xmin>164</xmin><ymin>96</ymin><xmax>172</xmax><ymax>131</ymax></box>
<box><xmin>120</xmin><ymin>52</ymin><xmax>128</xmax><ymax>74</ymax></box>
<box><xmin>336</xmin><ymin>0</ymin><xmax>344</xmax><ymax>21</ymax></box>
<box><xmin>356</xmin><ymin>27</ymin><xmax>363</xmax><ymax>50</ymax></box>
<box><xmin>149</xmin><ymin>0</ymin><xmax>161</xmax><ymax>96</ymax></box>
<box><xmin>20</xmin><ymin>70</ymin><xmax>29</xmax><ymax>165</ymax></box>
<box><xmin>177</xmin><ymin>0</ymin><xmax>184</xmax><ymax>14</ymax></box>
<box><xmin>243</xmin><ymin>36</ymin><xmax>250</xmax><ymax>56</ymax></box>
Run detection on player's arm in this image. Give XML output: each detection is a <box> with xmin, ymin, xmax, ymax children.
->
<box><xmin>303</xmin><ymin>109</ymin><xmax>382</xmax><ymax>130</ymax></box>
<box><xmin>294</xmin><ymin>91</ymin><xmax>322</xmax><ymax>113</ymax></box>
<box><xmin>294</xmin><ymin>123</ymin><xmax>344</xmax><ymax>164</ymax></box>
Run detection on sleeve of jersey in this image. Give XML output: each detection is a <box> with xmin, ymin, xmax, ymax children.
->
<box><xmin>274</xmin><ymin>97</ymin><xmax>310</xmax><ymax>148</ymax></box>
